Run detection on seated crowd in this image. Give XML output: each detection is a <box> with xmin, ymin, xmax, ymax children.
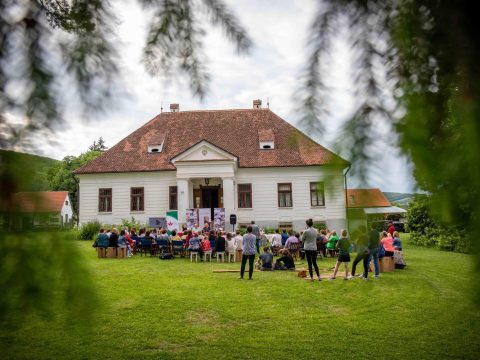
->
<box><xmin>94</xmin><ymin>219</ymin><xmax>406</xmax><ymax>281</ymax></box>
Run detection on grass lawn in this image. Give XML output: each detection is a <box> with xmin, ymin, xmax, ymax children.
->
<box><xmin>1</xmin><ymin>234</ymin><xmax>480</xmax><ymax>359</ymax></box>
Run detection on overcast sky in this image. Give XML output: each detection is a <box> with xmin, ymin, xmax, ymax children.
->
<box><xmin>29</xmin><ymin>0</ymin><xmax>415</xmax><ymax>193</ymax></box>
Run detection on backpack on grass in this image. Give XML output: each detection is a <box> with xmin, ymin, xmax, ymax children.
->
<box><xmin>159</xmin><ymin>253</ymin><xmax>174</xmax><ymax>260</ymax></box>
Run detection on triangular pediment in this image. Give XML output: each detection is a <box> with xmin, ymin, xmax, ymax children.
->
<box><xmin>171</xmin><ymin>140</ymin><xmax>237</xmax><ymax>163</ymax></box>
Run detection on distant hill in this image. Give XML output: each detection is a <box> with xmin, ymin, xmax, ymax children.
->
<box><xmin>383</xmin><ymin>192</ymin><xmax>414</xmax><ymax>208</ymax></box>
<box><xmin>0</xmin><ymin>149</ymin><xmax>59</xmax><ymax>191</ymax></box>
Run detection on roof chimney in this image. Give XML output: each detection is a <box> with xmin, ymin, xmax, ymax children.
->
<box><xmin>170</xmin><ymin>103</ymin><xmax>179</xmax><ymax>112</ymax></box>
<box><xmin>253</xmin><ymin>99</ymin><xmax>262</xmax><ymax>109</ymax></box>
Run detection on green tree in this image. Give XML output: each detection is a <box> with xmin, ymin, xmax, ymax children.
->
<box><xmin>48</xmin><ymin>150</ymin><xmax>102</xmax><ymax>214</ymax></box>
<box><xmin>406</xmin><ymin>195</ymin><xmax>436</xmax><ymax>234</ymax></box>
<box><xmin>88</xmin><ymin>136</ymin><xmax>108</xmax><ymax>152</ymax></box>
<box><xmin>298</xmin><ymin>0</ymin><xmax>480</xmax><ymax>301</ymax></box>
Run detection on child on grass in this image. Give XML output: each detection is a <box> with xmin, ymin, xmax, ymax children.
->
<box><xmin>329</xmin><ymin>229</ymin><xmax>352</xmax><ymax>280</ymax></box>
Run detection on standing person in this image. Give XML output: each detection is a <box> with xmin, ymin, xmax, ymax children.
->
<box><xmin>234</xmin><ymin>230</ymin><xmax>244</xmax><ymax>262</ymax></box>
<box><xmin>301</xmin><ymin>219</ymin><xmax>321</xmax><ymax>281</ymax></box>
<box><xmin>367</xmin><ymin>223</ymin><xmax>381</xmax><ymax>279</ymax></box>
<box><xmin>251</xmin><ymin>221</ymin><xmax>261</xmax><ymax>254</ymax></box>
<box><xmin>326</xmin><ymin>230</ymin><xmax>339</xmax><ymax>257</ymax></box>
<box><xmin>281</xmin><ymin>229</ymin><xmax>289</xmax><ymax>246</ymax></box>
<box><xmin>387</xmin><ymin>222</ymin><xmax>395</xmax><ymax>238</ymax></box>
<box><xmin>240</xmin><ymin>226</ymin><xmax>256</xmax><ymax>280</ymax></box>
<box><xmin>330</xmin><ymin>229</ymin><xmax>352</xmax><ymax>280</ymax></box>
<box><xmin>351</xmin><ymin>226</ymin><xmax>369</xmax><ymax>278</ymax></box>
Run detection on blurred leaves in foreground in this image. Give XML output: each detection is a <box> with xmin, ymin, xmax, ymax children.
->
<box><xmin>0</xmin><ymin>231</ymin><xmax>97</xmax><ymax>327</ymax></box>
<box><xmin>0</xmin><ymin>0</ymin><xmax>251</xmax><ymax>326</ymax></box>
<box><xmin>299</xmin><ymin>0</ymin><xmax>480</xmax><ymax>302</ymax></box>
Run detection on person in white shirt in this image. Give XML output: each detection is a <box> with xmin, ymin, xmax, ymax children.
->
<box><xmin>234</xmin><ymin>230</ymin><xmax>244</xmax><ymax>262</ymax></box>
<box><xmin>192</xmin><ymin>223</ymin><xmax>201</xmax><ymax>234</ymax></box>
<box><xmin>270</xmin><ymin>229</ymin><xmax>283</xmax><ymax>255</ymax></box>
<box><xmin>225</xmin><ymin>232</ymin><xmax>236</xmax><ymax>256</ymax></box>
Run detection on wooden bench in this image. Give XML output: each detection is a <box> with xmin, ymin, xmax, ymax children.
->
<box><xmin>107</xmin><ymin>247</ymin><xmax>117</xmax><ymax>258</ymax></box>
<box><xmin>117</xmin><ymin>247</ymin><xmax>126</xmax><ymax>258</ymax></box>
<box><xmin>97</xmin><ymin>247</ymin><xmax>107</xmax><ymax>258</ymax></box>
<box><xmin>380</xmin><ymin>256</ymin><xmax>395</xmax><ymax>272</ymax></box>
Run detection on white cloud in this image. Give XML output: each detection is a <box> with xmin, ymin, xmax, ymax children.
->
<box><xmin>15</xmin><ymin>0</ymin><xmax>415</xmax><ymax>193</ymax></box>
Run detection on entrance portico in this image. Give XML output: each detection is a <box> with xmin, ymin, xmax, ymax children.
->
<box><xmin>171</xmin><ymin>140</ymin><xmax>237</xmax><ymax>226</ymax></box>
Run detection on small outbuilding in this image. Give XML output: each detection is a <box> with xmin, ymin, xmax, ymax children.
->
<box><xmin>0</xmin><ymin>191</ymin><xmax>73</xmax><ymax>231</ymax></box>
<box><xmin>347</xmin><ymin>188</ymin><xmax>407</xmax><ymax>232</ymax></box>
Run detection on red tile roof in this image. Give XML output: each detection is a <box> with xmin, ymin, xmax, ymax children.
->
<box><xmin>346</xmin><ymin>189</ymin><xmax>391</xmax><ymax>208</ymax></box>
<box><xmin>75</xmin><ymin>108</ymin><xmax>348</xmax><ymax>174</ymax></box>
<box><xmin>6</xmin><ymin>191</ymin><xmax>68</xmax><ymax>213</ymax></box>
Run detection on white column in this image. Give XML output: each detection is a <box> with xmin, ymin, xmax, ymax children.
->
<box><xmin>222</xmin><ymin>177</ymin><xmax>235</xmax><ymax>223</ymax></box>
<box><xmin>177</xmin><ymin>178</ymin><xmax>190</xmax><ymax>225</ymax></box>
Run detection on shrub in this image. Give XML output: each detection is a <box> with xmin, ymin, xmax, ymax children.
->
<box><xmin>79</xmin><ymin>221</ymin><xmax>101</xmax><ymax>240</ymax></box>
<box><xmin>237</xmin><ymin>226</ymin><xmax>247</xmax><ymax>236</ymax></box>
<box><xmin>263</xmin><ymin>227</ymin><xmax>276</xmax><ymax>234</ymax></box>
<box><xmin>120</xmin><ymin>217</ymin><xmax>142</xmax><ymax>231</ymax></box>
<box><xmin>410</xmin><ymin>226</ymin><xmax>471</xmax><ymax>253</ymax></box>
<box><xmin>407</xmin><ymin>195</ymin><xmax>436</xmax><ymax>234</ymax></box>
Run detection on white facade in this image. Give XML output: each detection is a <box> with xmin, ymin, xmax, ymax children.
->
<box><xmin>60</xmin><ymin>193</ymin><xmax>74</xmax><ymax>225</ymax></box>
<box><xmin>78</xmin><ymin>142</ymin><xmax>347</xmax><ymax>231</ymax></box>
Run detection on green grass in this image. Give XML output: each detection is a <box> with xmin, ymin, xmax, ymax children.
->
<box><xmin>1</xmin><ymin>234</ymin><xmax>480</xmax><ymax>359</ymax></box>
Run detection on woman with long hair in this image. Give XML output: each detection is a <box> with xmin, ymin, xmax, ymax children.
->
<box><xmin>301</xmin><ymin>219</ymin><xmax>321</xmax><ymax>281</ymax></box>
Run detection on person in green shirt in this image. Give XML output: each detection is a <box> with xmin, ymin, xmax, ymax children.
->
<box><xmin>326</xmin><ymin>230</ymin><xmax>339</xmax><ymax>258</ymax></box>
<box><xmin>329</xmin><ymin>229</ymin><xmax>352</xmax><ymax>280</ymax></box>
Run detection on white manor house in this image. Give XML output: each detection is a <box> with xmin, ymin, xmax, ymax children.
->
<box><xmin>75</xmin><ymin>100</ymin><xmax>350</xmax><ymax>231</ymax></box>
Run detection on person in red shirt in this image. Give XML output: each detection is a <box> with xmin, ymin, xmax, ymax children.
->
<box><xmin>381</xmin><ymin>231</ymin><xmax>395</xmax><ymax>257</ymax></box>
<box><xmin>201</xmin><ymin>236</ymin><xmax>211</xmax><ymax>252</ymax></box>
<box><xmin>387</xmin><ymin>223</ymin><xmax>395</xmax><ymax>238</ymax></box>
<box><xmin>185</xmin><ymin>230</ymin><xmax>192</xmax><ymax>249</ymax></box>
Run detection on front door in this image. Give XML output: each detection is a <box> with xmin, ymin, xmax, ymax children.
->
<box><xmin>193</xmin><ymin>186</ymin><xmax>223</xmax><ymax>221</ymax></box>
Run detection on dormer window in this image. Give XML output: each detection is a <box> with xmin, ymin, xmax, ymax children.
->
<box><xmin>258</xmin><ymin>129</ymin><xmax>275</xmax><ymax>150</ymax></box>
<box><xmin>148</xmin><ymin>143</ymin><xmax>164</xmax><ymax>153</ymax></box>
<box><xmin>259</xmin><ymin>141</ymin><xmax>274</xmax><ymax>150</ymax></box>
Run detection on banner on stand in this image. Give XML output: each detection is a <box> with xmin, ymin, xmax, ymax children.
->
<box><xmin>198</xmin><ymin>208</ymin><xmax>211</xmax><ymax>226</ymax></box>
<box><xmin>166</xmin><ymin>211</ymin><xmax>178</xmax><ymax>232</ymax></box>
<box><xmin>149</xmin><ymin>217</ymin><xmax>167</xmax><ymax>228</ymax></box>
<box><xmin>185</xmin><ymin>209</ymin><xmax>198</xmax><ymax>229</ymax></box>
<box><xmin>214</xmin><ymin>208</ymin><xmax>225</xmax><ymax>229</ymax></box>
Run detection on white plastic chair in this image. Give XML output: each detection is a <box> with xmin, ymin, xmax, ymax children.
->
<box><xmin>204</xmin><ymin>250</ymin><xmax>212</xmax><ymax>262</ymax></box>
<box><xmin>216</xmin><ymin>252</ymin><xmax>225</xmax><ymax>262</ymax></box>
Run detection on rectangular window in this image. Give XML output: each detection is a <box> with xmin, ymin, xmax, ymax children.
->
<box><xmin>278</xmin><ymin>183</ymin><xmax>292</xmax><ymax>207</ymax></box>
<box><xmin>49</xmin><ymin>215</ymin><xmax>60</xmax><ymax>224</ymax></box>
<box><xmin>310</xmin><ymin>182</ymin><xmax>325</xmax><ymax>206</ymax></box>
<box><xmin>98</xmin><ymin>188</ymin><xmax>112</xmax><ymax>212</ymax></box>
<box><xmin>169</xmin><ymin>186</ymin><xmax>178</xmax><ymax>210</ymax></box>
<box><xmin>131</xmin><ymin>187</ymin><xmax>144</xmax><ymax>211</ymax></box>
<box><xmin>238</xmin><ymin>183</ymin><xmax>252</xmax><ymax>208</ymax></box>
